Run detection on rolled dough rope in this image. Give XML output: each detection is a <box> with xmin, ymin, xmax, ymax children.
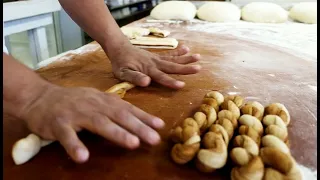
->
<box><xmin>12</xmin><ymin>82</ymin><xmax>135</xmax><ymax>165</ymax></box>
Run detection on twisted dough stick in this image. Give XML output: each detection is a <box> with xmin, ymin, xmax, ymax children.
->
<box><xmin>229</xmin><ymin>101</ymin><xmax>265</xmax><ymax>180</ymax></box>
<box><xmin>260</xmin><ymin>135</ymin><xmax>302</xmax><ymax>180</ymax></box>
<box><xmin>262</xmin><ymin>115</ymin><xmax>288</xmax><ymax>144</ymax></box>
<box><xmin>170</xmin><ymin>91</ymin><xmax>223</xmax><ymax>164</ymax></box>
<box><xmin>195</xmin><ymin>96</ymin><xmax>242</xmax><ymax>173</ymax></box>
<box><xmin>238</xmin><ymin>115</ymin><xmax>264</xmax><ymax>147</ymax></box>
<box><xmin>220</xmin><ymin>95</ymin><xmax>244</xmax><ymax>120</ymax></box>
<box><xmin>260</xmin><ymin>103</ymin><xmax>301</xmax><ymax>179</ymax></box>
<box><xmin>241</xmin><ymin>101</ymin><xmax>265</xmax><ymax>121</ymax></box>
<box><xmin>230</xmin><ymin>135</ymin><xmax>265</xmax><ymax>180</ymax></box>
<box><xmin>170</xmin><ymin>118</ymin><xmax>201</xmax><ymax>164</ymax></box>
<box><xmin>264</xmin><ymin>103</ymin><xmax>290</xmax><ymax>126</ymax></box>
<box><xmin>12</xmin><ymin>82</ymin><xmax>135</xmax><ymax>165</ymax></box>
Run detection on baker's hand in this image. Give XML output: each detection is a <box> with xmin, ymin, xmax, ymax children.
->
<box><xmin>19</xmin><ymin>84</ymin><xmax>165</xmax><ymax>163</ymax></box>
<box><xmin>108</xmin><ymin>44</ymin><xmax>201</xmax><ymax>89</ymax></box>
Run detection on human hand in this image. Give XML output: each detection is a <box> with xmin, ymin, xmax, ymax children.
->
<box><xmin>108</xmin><ymin>44</ymin><xmax>201</xmax><ymax>89</ymax></box>
<box><xmin>19</xmin><ymin>84</ymin><xmax>165</xmax><ymax>163</ymax></box>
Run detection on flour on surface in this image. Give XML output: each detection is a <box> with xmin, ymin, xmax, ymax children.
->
<box><xmin>186</xmin><ymin>19</ymin><xmax>317</xmax><ymax>61</ymax></box>
<box><xmin>37</xmin><ymin>44</ymin><xmax>101</xmax><ymax>69</ymax></box>
<box><xmin>308</xmin><ymin>85</ymin><xmax>317</xmax><ymax>92</ymax></box>
<box><xmin>297</xmin><ymin>163</ymin><xmax>317</xmax><ymax>180</ymax></box>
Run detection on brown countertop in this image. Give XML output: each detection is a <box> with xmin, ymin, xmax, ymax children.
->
<box><xmin>4</xmin><ymin>19</ymin><xmax>317</xmax><ymax>179</ymax></box>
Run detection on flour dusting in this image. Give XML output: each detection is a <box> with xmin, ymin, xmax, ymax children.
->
<box><xmin>308</xmin><ymin>85</ymin><xmax>317</xmax><ymax>92</ymax></box>
<box><xmin>297</xmin><ymin>163</ymin><xmax>317</xmax><ymax>180</ymax></box>
<box><xmin>186</xmin><ymin>19</ymin><xmax>317</xmax><ymax>61</ymax></box>
<box><xmin>37</xmin><ymin>44</ymin><xmax>101</xmax><ymax>69</ymax></box>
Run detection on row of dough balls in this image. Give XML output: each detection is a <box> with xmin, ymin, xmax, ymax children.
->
<box><xmin>150</xmin><ymin>1</ymin><xmax>317</xmax><ymax>24</ymax></box>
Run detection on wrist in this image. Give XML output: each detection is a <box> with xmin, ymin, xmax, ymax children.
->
<box><xmin>4</xmin><ymin>79</ymin><xmax>56</xmax><ymax>119</ymax></box>
<box><xmin>100</xmin><ymin>37</ymin><xmax>132</xmax><ymax>62</ymax></box>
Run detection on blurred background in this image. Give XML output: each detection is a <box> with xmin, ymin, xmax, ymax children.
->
<box><xmin>3</xmin><ymin>0</ymin><xmax>312</xmax><ymax>69</ymax></box>
<box><xmin>3</xmin><ymin>0</ymin><xmax>164</xmax><ymax>69</ymax></box>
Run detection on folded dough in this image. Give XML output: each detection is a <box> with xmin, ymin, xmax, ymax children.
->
<box><xmin>149</xmin><ymin>27</ymin><xmax>170</xmax><ymax>38</ymax></box>
<box><xmin>120</xmin><ymin>27</ymin><xmax>150</xmax><ymax>39</ymax></box>
<box><xmin>130</xmin><ymin>37</ymin><xmax>178</xmax><ymax>49</ymax></box>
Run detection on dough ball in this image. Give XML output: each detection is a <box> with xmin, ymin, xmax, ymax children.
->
<box><xmin>289</xmin><ymin>2</ymin><xmax>317</xmax><ymax>24</ymax></box>
<box><xmin>120</xmin><ymin>27</ymin><xmax>150</xmax><ymax>39</ymax></box>
<box><xmin>197</xmin><ymin>2</ymin><xmax>241</xmax><ymax>22</ymax></box>
<box><xmin>241</xmin><ymin>2</ymin><xmax>288</xmax><ymax>23</ymax></box>
<box><xmin>150</xmin><ymin>1</ymin><xmax>197</xmax><ymax>21</ymax></box>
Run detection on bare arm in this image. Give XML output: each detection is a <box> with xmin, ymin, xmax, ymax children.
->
<box><xmin>3</xmin><ymin>53</ymin><xmax>51</xmax><ymax>118</ymax></box>
<box><xmin>58</xmin><ymin>0</ymin><xmax>128</xmax><ymax>57</ymax></box>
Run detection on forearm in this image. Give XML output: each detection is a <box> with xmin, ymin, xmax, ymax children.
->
<box><xmin>3</xmin><ymin>53</ymin><xmax>53</xmax><ymax>118</ymax></box>
<box><xmin>58</xmin><ymin>0</ymin><xmax>130</xmax><ymax>58</ymax></box>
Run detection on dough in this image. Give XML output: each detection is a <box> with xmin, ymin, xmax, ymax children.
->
<box><xmin>12</xmin><ymin>134</ymin><xmax>51</xmax><ymax>165</ymax></box>
<box><xmin>130</xmin><ymin>36</ymin><xmax>178</xmax><ymax>49</ymax></box>
<box><xmin>120</xmin><ymin>27</ymin><xmax>150</xmax><ymax>39</ymax></box>
<box><xmin>197</xmin><ymin>2</ymin><xmax>241</xmax><ymax>22</ymax></box>
<box><xmin>241</xmin><ymin>2</ymin><xmax>288</xmax><ymax>23</ymax></box>
<box><xmin>149</xmin><ymin>27</ymin><xmax>170</xmax><ymax>38</ymax></box>
<box><xmin>289</xmin><ymin>2</ymin><xmax>317</xmax><ymax>24</ymax></box>
<box><xmin>150</xmin><ymin>1</ymin><xmax>197</xmax><ymax>21</ymax></box>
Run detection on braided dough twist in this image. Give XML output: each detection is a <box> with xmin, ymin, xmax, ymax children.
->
<box><xmin>260</xmin><ymin>103</ymin><xmax>301</xmax><ymax>180</ymax></box>
<box><xmin>230</xmin><ymin>101</ymin><xmax>265</xmax><ymax>180</ymax></box>
<box><xmin>170</xmin><ymin>91</ymin><xmax>223</xmax><ymax>164</ymax></box>
<box><xmin>241</xmin><ymin>101</ymin><xmax>265</xmax><ymax>121</ymax></box>
<box><xmin>12</xmin><ymin>82</ymin><xmax>135</xmax><ymax>165</ymax></box>
<box><xmin>230</xmin><ymin>135</ymin><xmax>265</xmax><ymax>180</ymax></box>
<box><xmin>260</xmin><ymin>135</ymin><xmax>302</xmax><ymax>180</ymax></box>
<box><xmin>195</xmin><ymin>95</ymin><xmax>242</xmax><ymax>173</ymax></box>
<box><xmin>264</xmin><ymin>103</ymin><xmax>290</xmax><ymax>126</ymax></box>
<box><xmin>262</xmin><ymin>115</ymin><xmax>288</xmax><ymax>143</ymax></box>
<box><xmin>238</xmin><ymin>115</ymin><xmax>264</xmax><ymax>146</ymax></box>
<box><xmin>170</xmin><ymin>118</ymin><xmax>201</xmax><ymax>164</ymax></box>
<box><xmin>220</xmin><ymin>95</ymin><xmax>244</xmax><ymax>120</ymax></box>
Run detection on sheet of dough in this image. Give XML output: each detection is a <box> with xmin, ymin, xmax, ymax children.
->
<box><xmin>120</xmin><ymin>27</ymin><xmax>150</xmax><ymax>39</ymax></box>
<box><xmin>130</xmin><ymin>37</ymin><xmax>178</xmax><ymax>49</ymax></box>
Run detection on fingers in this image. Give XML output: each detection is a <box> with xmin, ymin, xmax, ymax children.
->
<box><xmin>158</xmin><ymin>45</ymin><xmax>190</xmax><ymax>56</ymax></box>
<box><xmin>83</xmin><ymin>114</ymin><xmax>140</xmax><ymax>149</ymax></box>
<box><xmin>128</xmin><ymin>104</ymin><xmax>165</xmax><ymax>129</ymax></box>
<box><xmin>161</xmin><ymin>54</ymin><xmax>201</xmax><ymax>64</ymax></box>
<box><xmin>54</xmin><ymin>125</ymin><xmax>89</xmax><ymax>163</ymax></box>
<box><xmin>158</xmin><ymin>60</ymin><xmax>202</xmax><ymax>75</ymax></box>
<box><xmin>148</xmin><ymin>68</ymin><xmax>185</xmax><ymax>89</ymax></box>
<box><xmin>106</xmin><ymin>108</ymin><xmax>162</xmax><ymax>145</ymax></box>
<box><xmin>118</xmin><ymin>68</ymin><xmax>151</xmax><ymax>87</ymax></box>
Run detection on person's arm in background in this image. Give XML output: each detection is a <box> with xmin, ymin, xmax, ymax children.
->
<box><xmin>58</xmin><ymin>0</ymin><xmax>201</xmax><ymax>89</ymax></box>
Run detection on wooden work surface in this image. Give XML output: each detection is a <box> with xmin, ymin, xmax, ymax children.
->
<box><xmin>4</xmin><ymin>19</ymin><xmax>317</xmax><ymax>179</ymax></box>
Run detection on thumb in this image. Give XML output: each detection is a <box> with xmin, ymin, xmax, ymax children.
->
<box><xmin>119</xmin><ymin>69</ymin><xmax>151</xmax><ymax>87</ymax></box>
